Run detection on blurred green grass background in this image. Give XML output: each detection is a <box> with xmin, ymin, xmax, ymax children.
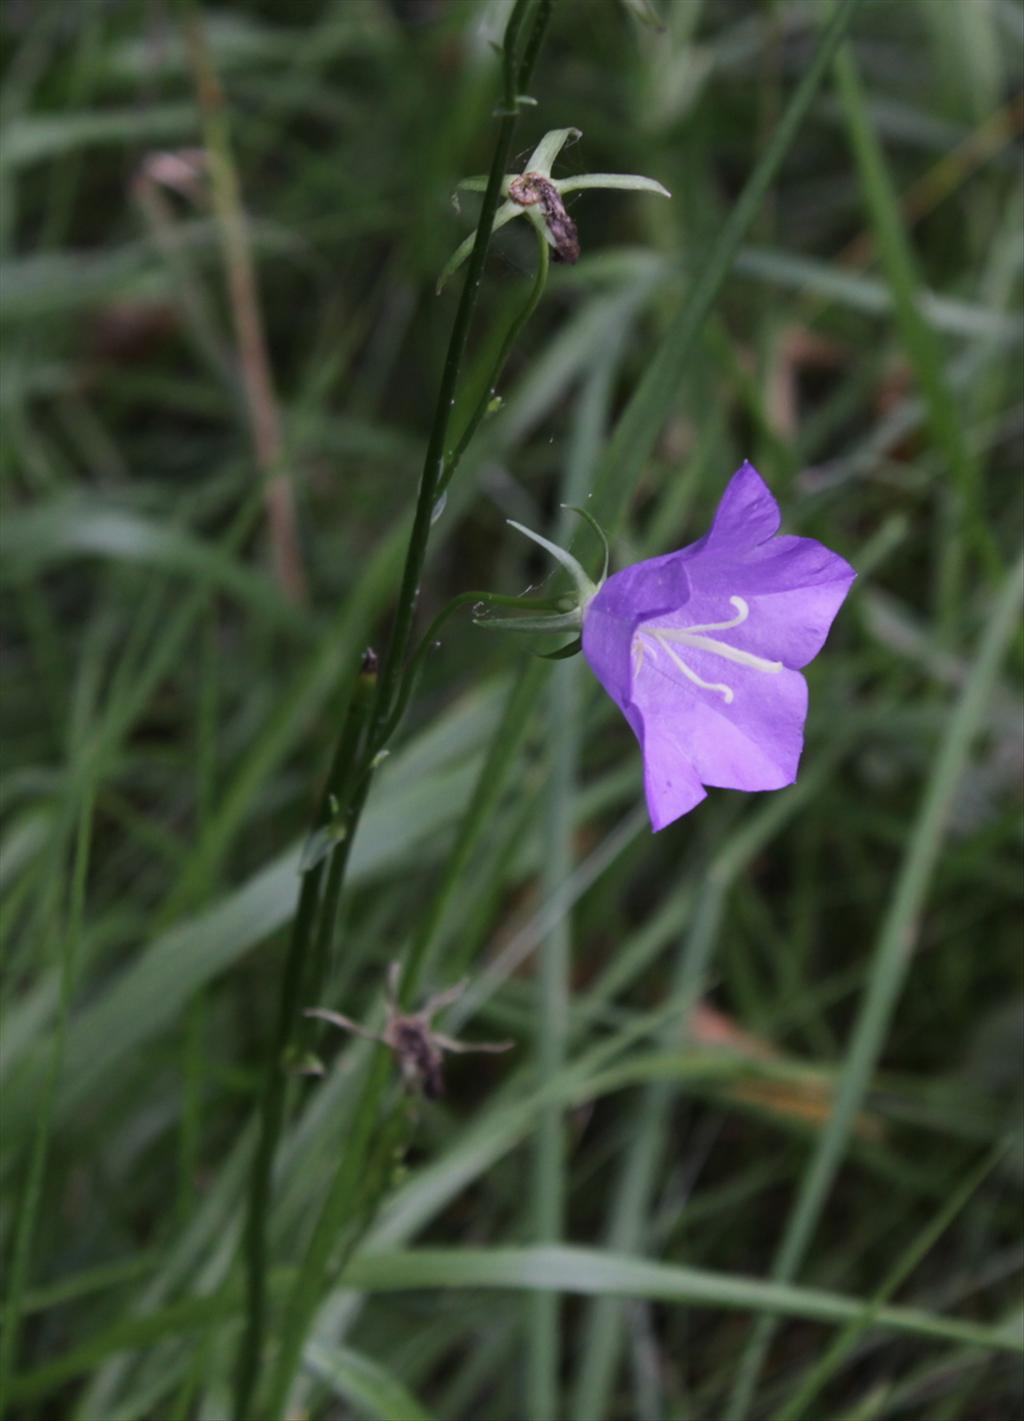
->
<box><xmin>1</xmin><ymin>0</ymin><xmax>1022</xmax><ymax>1418</ymax></box>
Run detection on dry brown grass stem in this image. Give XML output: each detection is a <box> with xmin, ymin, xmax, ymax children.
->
<box><xmin>184</xmin><ymin>11</ymin><xmax>307</xmax><ymax>604</ymax></box>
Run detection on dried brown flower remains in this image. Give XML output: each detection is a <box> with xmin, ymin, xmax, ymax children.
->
<box><xmin>305</xmin><ymin>963</ymin><xmax>512</xmax><ymax>1099</ymax></box>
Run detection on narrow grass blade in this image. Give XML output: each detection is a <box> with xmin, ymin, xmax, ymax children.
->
<box><xmin>11</xmin><ymin>1242</ymin><xmax>1015</xmax><ymax>1406</ymax></box>
<box><xmin>772</xmin><ymin>1148</ymin><xmax>1007</xmax><ymax>1421</ymax></box>
<box><xmin>725</xmin><ymin>554</ymin><xmax>1024</xmax><ymax>1419</ymax></box>
<box><xmin>588</xmin><ymin>0</ymin><xmax>864</xmax><ymax>536</ymax></box>
<box><xmin>570</xmin><ymin>752</ymin><xmax>855</xmax><ymax>1421</ymax></box>
<box><xmin>0</xmin><ymin>789</ymin><xmax>94</xmax><ymax>1420</ymax></box>
<box><xmin>0</xmin><ymin>503</ymin><xmax>302</xmax><ymax>630</ymax></box>
<box><xmin>303</xmin><ymin>1340</ymin><xmax>434</xmax><ymax>1421</ymax></box>
<box><xmin>526</xmin><ymin>358</ymin><xmax>609</xmax><ymax>1418</ymax></box>
<box><xmin>260</xmin><ymin>666</ymin><xmax>546</xmax><ymax>1420</ymax></box>
<box><xmin>341</xmin><ymin>1246</ymin><xmax>1020</xmax><ymax>1354</ymax></box>
<box><xmin>831</xmin><ymin>39</ymin><xmax>1001</xmax><ymax>629</ymax></box>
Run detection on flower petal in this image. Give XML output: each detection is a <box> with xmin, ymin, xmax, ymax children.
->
<box><xmin>630</xmin><ymin>635</ymin><xmax>808</xmax><ymax>793</ymax></box>
<box><xmin>693</xmin><ymin>460</ymin><xmax>782</xmax><ymax>556</ymax></box>
<box><xmin>627</xmin><ymin>703</ymin><xmax>708</xmax><ymax>831</ymax></box>
<box><xmin>581</xmin><ymin>460</ymin><xmax>854</xmax><ymax>833</ymax></box>
<box><xmin>657</xmin><ymin>560</ymin><xmax>855</xmax><ymax>672</ymax></box>
<box><xmin>581</xmin><ymin>597</ymin><xmax>634</xmax><ymax>713</ymax></box>
<box><xmin>582</xmin><ymin>551</ymin><xmax>692</xmax><ymax>711</ymax></box>
<box><xmin>586</xmin><ymin>549</ymin><xmax>691</xmax><ymax>626</ymax></box>
<box><xmin>674</xmin><ymin>463</ymin><xmax>855</xmax><ymax>668</ymax></box>
<box><xmin>736</xmin><ymin>574</ymin><xmax>853</xmax><ymax>669</ymax></box>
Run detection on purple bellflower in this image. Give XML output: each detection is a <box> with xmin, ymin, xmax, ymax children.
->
<box><xmin>581</xmin><ymin>463</ymin><xmax>856</xmax><ymax>831</ymax></box>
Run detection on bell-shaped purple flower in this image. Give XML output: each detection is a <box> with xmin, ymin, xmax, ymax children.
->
<box><xmin>582</xmin><ymin>462</ymin><xmax>856</xmax><ymax>832</ymax></box>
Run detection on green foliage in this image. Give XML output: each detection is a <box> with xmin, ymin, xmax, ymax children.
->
<box><xmin>2</xmin><ymin>1</ymin><xmax>1022</xmax><ymax>1419</ymax></box>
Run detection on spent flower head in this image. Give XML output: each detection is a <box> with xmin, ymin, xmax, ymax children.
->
<box><xmin>305</xmin><ymin>963</ymin><xmax>512</xmax><ymax>1099</ymax></box>
<box><xmin>438</xmin><ymin>127</ymin><xmax>670</xmax><ymax>291</ymax></box>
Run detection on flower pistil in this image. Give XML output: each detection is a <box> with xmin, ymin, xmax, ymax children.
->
<box><xmin>633</xmin><ymin>597</ymin><xmax>784</xmax><ymax>705</ymax></box>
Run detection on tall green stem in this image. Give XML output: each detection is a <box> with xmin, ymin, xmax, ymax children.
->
<box><xmin>0</xmin><ymin>789</ymin><xmax>94</xmax><ymax>1421</ymax></box>
<box><xmin>234</xmin><ymin>658</ymin><xmax>376</xmax><ymax>1419</ymax></box>
<box><xmin>234</xmin><ymin>2</ymin><xmax>556</xmax><ymax>1413</ymax></box>
<box><xmin>438</xmin><ymin>230</ymin><xmax>550</xmax><ymax>501</ymax></box>
<box><xmin>298</xmin><ymin>664</ymin><xmax>381</xmax><ymax>1038</ymax></box>
<box><xmin>261</xmin><ymin>660</ymin><xmax>546</xmax><ymax>1418</ymax></box>
<box><xmin>371</xmin><ymin>0</ymin><xmax>554</xmax><ymax>736</ymax></box>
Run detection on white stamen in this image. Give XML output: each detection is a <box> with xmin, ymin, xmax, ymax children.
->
<box><xmin>671</xmin><ymin>596</ymin><xmax>751</xmax><ymax>635</ymax></box>
<box><xmin>633</xmin><ymin>596</ymin><xmax>783</xmax><ymax>704</ymax></box>
<box><xmin>653</xmin><ymin>634</ymin><xmax>736</xmax><ymax>702</ymax></box>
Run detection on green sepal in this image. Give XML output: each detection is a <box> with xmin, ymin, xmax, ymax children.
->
<box><xmin>506</xmin><ymin>519</ymin><xmax>597</xmax><ymax>605</ymax></box>
<box><xmin>562</xmin><ymin>504</ymin><xmax>610</xmax><ymax>585</ymax></box>
<box><xmin>557</xmin><ymin>173</ymin><xmax>671</xmax><ymax>198</ymax></box>
<box><xmin>474</xmin><ymin>610</ymin><xmax>582</xmax><ymax>634</ymax></box>
<box><xmin>534</xmin><ymin>636</ymin><xmax>582</xmax><ymax>660</ymax></box>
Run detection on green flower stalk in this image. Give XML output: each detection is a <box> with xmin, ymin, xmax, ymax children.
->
<box><xmin>235</xmin><ymin>4</ymin><xmax>559</xmax><ymax>1415</ymax></box>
